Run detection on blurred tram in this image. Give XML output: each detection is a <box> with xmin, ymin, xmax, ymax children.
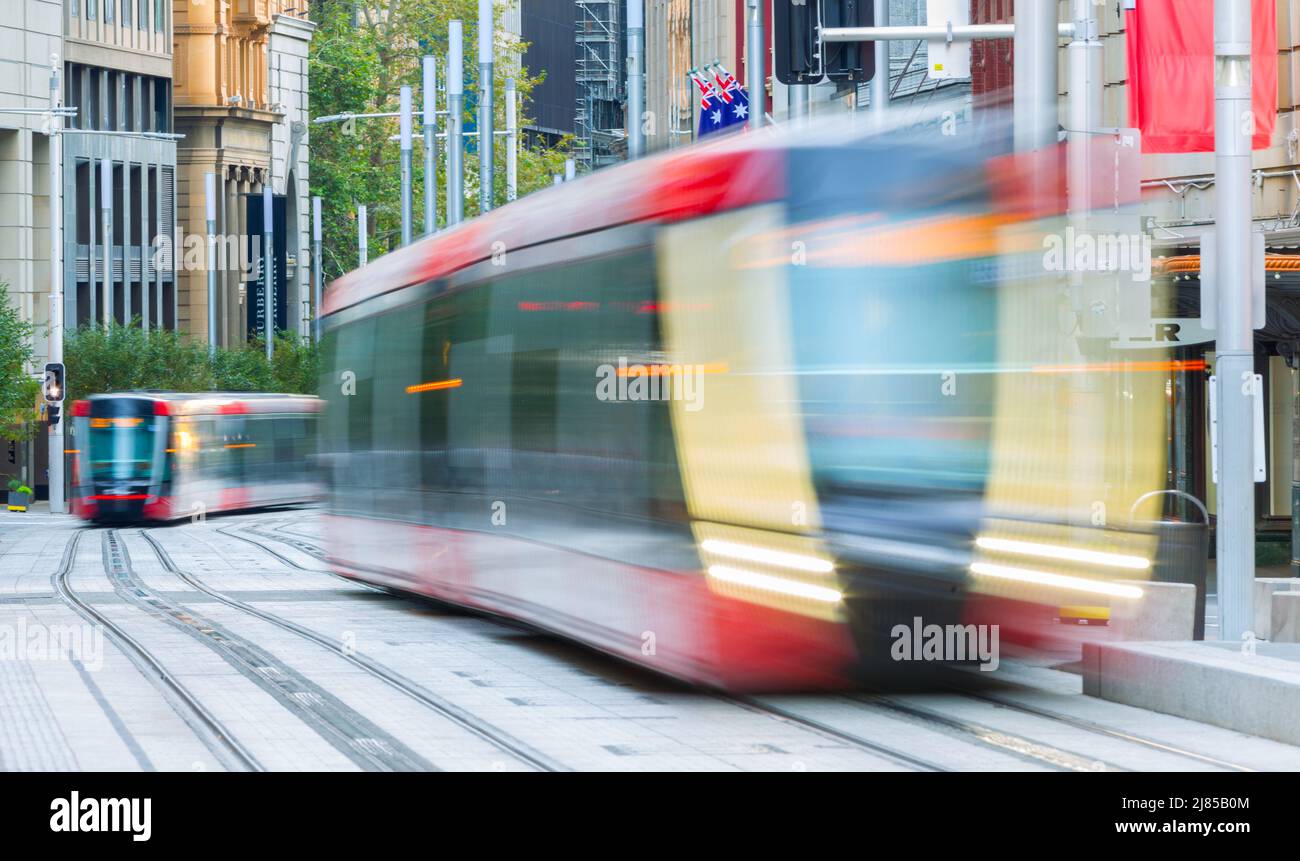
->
<box><xmin>320</xmin><ymin>116</ymin><xmax>1170</xmax><ymax>689</ymax></box>
<box><xmin>72</xmin><ymin>392</ymin><xmax>322</xmax><ymax>523</ymax></box>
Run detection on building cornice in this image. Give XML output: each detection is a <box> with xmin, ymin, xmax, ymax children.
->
<box><xmin>174</xmin><ymin>105</ymin><xmax>284</xmax><ymax>124</ymax></box>
<box><xmin>270</xmin><ymin>14</ymin><xmax>318</xmax><ymax>40</ymax></box>
<box><xmin>64</xmin><ymin>38</ymin><xmax>173</xmax><ymax>78</ymax></box>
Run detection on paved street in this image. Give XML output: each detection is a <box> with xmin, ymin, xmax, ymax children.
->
<box><xmin>0</xmin><ymin>507</ymin><xmax>1297</xmax><ymax>772</ymax></box>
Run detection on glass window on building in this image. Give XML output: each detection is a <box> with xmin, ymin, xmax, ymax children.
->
<box><xmin>105</xmin><ymin>0</ymin><xmax>114</xmax><ymax>25</ymax></box>
<box><xmin>155</xmin><ymin>0</ymin><xmax>163</xmax><ymax>32</ymax></box>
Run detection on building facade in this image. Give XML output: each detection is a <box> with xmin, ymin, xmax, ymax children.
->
<box><xmin>520</xmin><ymin>0</ymin><xmax>575</xmax><ymax>147</ymax></box>
<box><xmin>576</xmin><ymin>0</ymin><xmax>626</xmax><ymax>169</ymax></box>
<box><xmin>0</xmin><ymin>0</ymin><xmax>61</xmax><ymax>496</ymax></box>
<box><xmin>173</xmin><ymin>0</ymin><xmax>314</xmax><ymax>347</ymax></box>
<box><xmin>62</xmin><ymin>0</ymin><xmax>178</xmax><ymax>337</ymax></box>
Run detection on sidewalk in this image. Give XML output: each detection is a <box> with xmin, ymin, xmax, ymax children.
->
<box><xmin>0</xmin><ymin>500</ymin><xmax>78</xmax><ymax>526</ymax></box>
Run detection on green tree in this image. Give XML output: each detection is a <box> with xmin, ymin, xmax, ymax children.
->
<box><xmin>309</xmin><ymin>0</ymin><xmax>573</xmax><ymax>280</ymax></box>
<box><xmin>63</xmin><ymin>324</ymin><xmax>320</xmax><ymax>402</ymax></box>
<box><xmin>0</xmin><ymin>282</ymin><xmax>40</xmax><ymax>442</ymax></box>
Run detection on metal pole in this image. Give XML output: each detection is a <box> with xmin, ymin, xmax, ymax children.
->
<box><xmin>505</xmin><ymin>78</ymin><xmax>518</xmax><ymax>201</ymax></box>
<box><xmin>358</xmin><ymin>204</ymin><xmax>368</xmax><ymax>266</ymax></box>
<box><xmin>478</xmin><ymin>0</ymin><xmax>494</xmax><ymax>213</ymax></box>
<box><xmin>423</xmin><ymin>56</ymin><xmax>438</xmax><ymax>233</ymax></box>
<box><xmin>1013</xmin><ymin>0</ymin><xmax>1059</xmax><ymax>152</ymax></box>
<box><xmin>101</xmin><ymin>157</ymin><xmax>112</xmax><ymax>330</ymax></box>
<box><xmin>312</xmin><ymin>195</ymin><xmax>322</xmax><ymax>342</ymax></box>
<box><xmin>627</xmin><ymin>0</ymin><xmax>645</xmax><ymax>157</ymax></box>
<box><xmin>788</xmin><ymin>83</ymin><xmax>809</xmax><ymax>125</ymax></box>
<box><xmin>263</xmin><ymin>184</ymin><xmax>274</xmax><ymax>361</ymax></box>
<box><xmin>870</xmin><ymin>0</ymin><xmax>888</xmax><ymax>119</ymax></box>
<box><xmin>1065</xmin><ymin>0</ymin><xmax>1104</xmax><ymax>533</ymax></box>
<box><xmin>448</xmin><ymin>20</ymin><xmax>465</xmax><ymax>225</ymax></box>
<box><xmin>205</xmin><ymin>172</ymin><xmax>217</xmax><ymax>355</ymax></box>
<box><xmin>400</xmin><ymin>85</ymin><xmax>413</xmax><ymax>245</ymax></box>
<box><xmin>1214</xmin><ymin>0</ymin><xmax>1256</xmax><ymax>640</ymax></box>
<box><xmin>47</xmin><ymin>55</ymin><xmax>64</xmax><ymax>515</ymax></box>
<box><xmin>745</xmin><ymin>0</ymin><xmax>765</xmax><ymax>131</ymax></box>
<box><xmin>823</xmin><ymin>23</ymin><xmax>1075</xmax><ymax>42</ymax></box>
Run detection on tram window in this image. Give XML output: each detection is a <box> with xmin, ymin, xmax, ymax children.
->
<box><xmin>88</xmin><ymin>414</ymin><xmax>158</xmax><ymax>481</ymax></box>
<box><xmin>246</xmin><ymin>417</ymin><xmax>273</xmax><ymax>483</ymax></box>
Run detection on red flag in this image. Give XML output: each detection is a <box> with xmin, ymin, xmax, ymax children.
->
<box><xmin>1126</xmin><ymin>0</ymin><xmax>1276</xmax><ymax>153</ymax></box>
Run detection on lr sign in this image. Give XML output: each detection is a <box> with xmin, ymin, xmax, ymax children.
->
<box><xmin>1110</xmin><ymin>317</ymin><xmax>1215</xmax><ymax>349</ymax></box>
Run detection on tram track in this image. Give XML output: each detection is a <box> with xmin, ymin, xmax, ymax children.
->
<box><xmin>142</xmin><ymin>528</ymin><xmax>567</xmax><ymax>773</ymax></box>
<box><xmin>845</xmin><ymin>693</ymin><xmax>1117</xmax><ymax>772</ymax></box>
<box><xmin>191</xmin><ymin>515</ymin><xmax>1262</xmax><ymax>773</ymax></box>
<box><xmin>949</xmin><ymin>688</ymin><xmax>1256</xmax><ymax>772</ymax></box>
<box><xmin>731</xmin><ymin>696</ymin><xmax>950</xmax><ymax>772</ymax></box>
<box><xmin>51</xmin><ymin>529</ymin><xmax>263</xmax><ymax>773</ymax></box>
<box><xmin>213</xmin><ymin>521</ymin><xmax>386</xmax><ymax>593</ymax></box>
<box><xmin>103</xmin><ymin>529</ymin><xmax>434</xmax><ymax>772</ymax></box>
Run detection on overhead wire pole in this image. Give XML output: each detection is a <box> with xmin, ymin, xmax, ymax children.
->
<box><xmin>312</xmin><ymin>196</ymin><xmax>322</xmax><ymax>342</ymax></box>
<box><xmin>205</xmin><ymin>172</ymin><xmax>217</xmax><ymax>356</ymax></box>
<box><xmin>448</xmin><ymin>20</ymin><xmax>465</xmax><ymax>225</ymax></box>
<box><xmin>1013</xmin><ymin>0</ymin><xmax>1059</xmax><ymax>152</ymax></box>
<box><xmin>357</xmin><ymin>204</ymin><xmax>368</xmax><ymax>266</ymax></box>
<box><xmin>505</xmin><ymin>78</ymin><xmax>518</xmax><ymax>201</ymax></box>
<box><xmin>1065</xmin><ymin>0</ymin><xmax>1104</xmax><ymax>536</ymax></box>
<box><xmin>1213</xmin><ymin>0</ymin><xmax>1256</xmax><ymax>640</ymax></box>
<box><xmin>627</xmin><ymin>0</ymin><xmax>646</xmax><ymax>157</ymax></box>
<box><xmin>746</xmin><ymin>0</ymin><xmax>766</xmax><ymax>131</ymax></box>
<box><xmin>478</xmin><ymin>0</ymin><xmax>494</xmax><ymax>213</ymax></box>
<box><xmin>100</xmin><ymin>158</ymin><xmax>112</xmax><ymax>331</ymax></box>
<box><xmin>870</xmin><ymin>0</ymin><xmax>888</xmax><ymax>120</ymax></box>
<box><xmin>47</xmin><ymin>55</ymin><xmax>64</xmax><ymax>515</ymax></box>
<box><xmin>423</xmin><ymin>56</ymin><xmax>438</xmax><ymax>233</ymax></box>
<box><xmin>400</xmin><ymin>85</ymin><xmax>413</xmax><ymax>245</ymax></box>
<box><xmin>263</xmin><ymin>185</ymin><xmax>274</xmax><ymax>361</ymax></box>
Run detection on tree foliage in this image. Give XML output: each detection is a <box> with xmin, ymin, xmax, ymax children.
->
<box><xmin>63</xmin><ymin>325</ymin><xmax>320</xmax><ymax>403</ymax></box>
<box><xmin>0</xmin><ymin>282</ymin><xmax>39</xmax><ymax>442</ymax></box>
<box><xmin>309</xmin><ymin>0</ymin><xmax>573</xmax><ymax>280</ymax></box>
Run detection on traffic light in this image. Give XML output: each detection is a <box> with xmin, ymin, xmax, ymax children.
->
<box><xmin>775</xmin><ymin>0</ymin><xmax>822</xmax><ymax>84</ymax></box>
<box><xmin>822</xmin><ymin>0</ymin><xmax>874</xmax><ymax>83</ymax></box>
<box><xmin>774</xmin><ymin>0</ymin><xmax>875</xmax><ymax>85</ymax></box>
<box><xmin>43</xmin><ymin>362</ymin><xmax>64</xmax><ymax>404</ymax></box>
<box><xmin>46</xmin><ymin>404</ymin><xmax>60</xmax><ymax>428</ymax></box>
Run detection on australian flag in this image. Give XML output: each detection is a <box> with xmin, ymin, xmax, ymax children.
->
<box><xmin>693</xmin><ymin>64</ymin><xmax>750</xmax><ymax>137</ymax></box>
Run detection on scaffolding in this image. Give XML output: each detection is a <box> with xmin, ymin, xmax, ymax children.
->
<box><xmin>575</xmin><ymin>0</ymin><xmax>625</xmax><ymax>171</ymax></box>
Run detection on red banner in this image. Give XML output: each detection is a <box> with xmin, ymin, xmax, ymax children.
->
<box><xmin>1126</xmin><ymin>0</ymin><xmax>1277</xmax><ymax>153</ymax></box>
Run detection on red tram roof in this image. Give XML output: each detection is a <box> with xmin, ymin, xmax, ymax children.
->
<box><xmin>323</xmin><ymin>132</ymin><xmax>785</xmax><ymax>316</ymax></box>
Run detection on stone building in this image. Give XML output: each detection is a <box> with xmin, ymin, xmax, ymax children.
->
<box><xmin>0</xmin><ymin>0</ymin><xmax>61</xmax><ymax>496</ymax></box>
<box><xmin>173</xmin><ymin>0</ymin><xmax>314</xmax><ymax>346</ymax></box>
<box><xmin>62</xmin><ymin>0</ymin><xmax>178</xmax><ymax>333</ymax></box>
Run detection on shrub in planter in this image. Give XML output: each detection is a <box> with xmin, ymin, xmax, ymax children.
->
<box><xmin>6</xmin><ymin>478</ymin><xmax>32</xmax><ymax>511</ymax></box>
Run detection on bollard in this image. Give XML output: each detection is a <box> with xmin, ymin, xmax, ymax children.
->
<box><xmin>1110</xmin><ymin>580</ymin><xmax>1196</xmax><ymax>641</ymax></box>
<box><xmin>1253</xmin><ymin>577</ymin><xmax>1300</xmax><ymax>639</ymax></box>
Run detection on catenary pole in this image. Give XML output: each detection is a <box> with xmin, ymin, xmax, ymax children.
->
<box><xmin>746</xmin><ymin>0</ymin><xmax>765</xmax><ymax>130</ymax></box>
<box><xmin>47</xmin><ymin>55</ymin><xmax>64</xmax><ymax>514</ymax></box>
<box><xmin>205</xmin><ymin>172</ymin><xmax>217</xmax><ymax>355</ymax></box>
<box><xmin>505</xmin><ymin>78</ymin><xmax>518</xmax><ymax>201</ymax></box>
<box><xmin>423</xmin><ymin>56</ymin><xmax>438</xmax><ymax>233</ymax></box>
<box><xmin>627</xmin><ymin>0</ymin><xmax>646</xmax><ymax>157</ymax></box>
<box><xmin>448</xmin><ymin>20</ymin><xmax>465</xmax><ymax>225</ymax></box>
<box><xmin>1214</xmin><ymin>0</ymin><xmax>1256</xmax><ymax>640</ymax></box>
<box><xmin>478</xmin><ymin>0</ymin><xmax>494</xmax><ymax>213</ymax></box>
<box><xmin>400</xmin><ymin>85</ymin><xmax>413</xmax><ymax>245</ymax></box>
